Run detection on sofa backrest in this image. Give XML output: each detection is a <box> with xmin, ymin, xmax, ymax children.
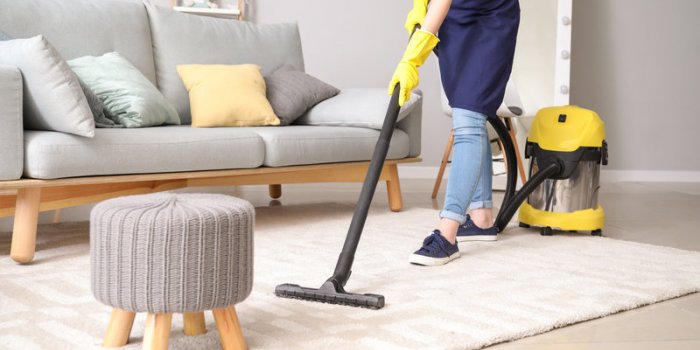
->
<box><xmin>0</xmin><ymin>0</ymin><xmax>157</xmax><ymax>84</ymax></box>
<box><xmin>145</xmin><ymin>5</ymin><xmax>305</xmax><ymax>124</ymax></box>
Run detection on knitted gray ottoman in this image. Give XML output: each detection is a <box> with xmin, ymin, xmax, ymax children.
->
<box><xmin>90</xmin><ymin>193</ymin><xmax>254</xmax><ymax>350</ymax></box>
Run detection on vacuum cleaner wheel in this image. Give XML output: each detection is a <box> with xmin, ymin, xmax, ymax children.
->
<box><xmin>540</xmin><ymin>227</ymin><xmax>553</xmax><ymax>236</ymax></box>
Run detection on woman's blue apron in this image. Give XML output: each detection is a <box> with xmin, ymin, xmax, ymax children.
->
<box><xmin>436</xmin><ymin>0</ymin><xmax>520</xmax><ymax>117</ymax></box>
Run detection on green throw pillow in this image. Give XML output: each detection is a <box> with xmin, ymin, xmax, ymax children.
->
<box><xmin>68</xmin><ymin>52</ymin><xmax>180</xmax><ymax>128</ymax></box>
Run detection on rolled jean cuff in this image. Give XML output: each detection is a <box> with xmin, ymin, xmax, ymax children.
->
<box><xmin>468</xmin><ymin>200</ymin><xmax>493</xmax><ymax>211</ymax></box>
<box><xmin>439</xmin><ymin>209</ymin><xmax>467</xmax><ymax>225</ymax></box>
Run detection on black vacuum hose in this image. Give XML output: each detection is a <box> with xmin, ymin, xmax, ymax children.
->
<box><xmin>487</xmin><ymin>117</ymin><xmax>518</xmax><ymax>219</ymax></box>
<box><xmin>494</xmin><ymin>162</ymin><xmax>561</xmax><ymax>232</ymax></box>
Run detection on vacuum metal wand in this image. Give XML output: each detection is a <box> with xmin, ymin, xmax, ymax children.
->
<box><xmin>331</xmin><ymin>85</ymin><xmax>401</xmax><ymax>285</ymax></box>
<box><xmin>274</xmin><ymin>86</ymin><xmax>401</xmax><ymax>310</ymax></box>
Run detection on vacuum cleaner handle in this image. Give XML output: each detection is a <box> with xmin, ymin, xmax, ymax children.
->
<box><xmin>330</xmin><ymin>84</ymin><xmax>401</xmax><ymax>286</ymax></box>
<box><xmin>275</xmin><ymin>22</ymin><xmax>426</xmax><ymax>311</ymax></box>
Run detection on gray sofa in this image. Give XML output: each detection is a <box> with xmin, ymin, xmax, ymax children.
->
<box><xmin>0</xmin><ymin>0</ymin><xmax>422</xmax><ymax>263</ymax></box>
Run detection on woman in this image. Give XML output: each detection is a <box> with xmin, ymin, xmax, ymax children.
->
<box><xmin>389</xmin><ymin>0</ymin><xmax>520</xmax><ymax>266</ymax></box>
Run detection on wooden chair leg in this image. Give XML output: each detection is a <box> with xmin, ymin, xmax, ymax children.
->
<box><xmin>504</xmin><ymin>118</ymin><xmax>527</xmax><ymax>185</ymax></box>
<box><xmin>385</xmin><ymin>164</ymin><xmax>403</xmax><ymax>212</ymax></box>
<box><xmin>52</xmin><ymin>209</ymin><xmax>62</xmax><ymax>224</ymax></box>
<box><xmin>497</xmin><ymin>139</ymin><xmax>508</xmax><ymax>174</ymax></box>
<box><xmin>432</xmin><ymin>131</ymin><xmax>454</xmax><ymax>199</ymax></box>
<box><xmin>103</xmin><ymin>308</ymin><xmax>136</xmax><ymax>348</ymax></box>
<box><xmin>183</xmin><ymin>312</ymin><xmax>207</xmax><ymax>336</ymax></box>
<box><xmin>213</xmin><ymin>306</ymin><xmax>247</xmax><ymax>350</ymax></box>
<box><xmin>142</xmin><ymin>313</ymin><xmax>172</xmax><ymax>350</ymax></box>
<box><xmin>268</xmin><ymin>184</ymin><xmax>282</xmax><ymax>199</ymax></box>
<box><xmin>10</xmin><ymin>188</ymin><xmax>42</xmax><ymax>264</ymax></box>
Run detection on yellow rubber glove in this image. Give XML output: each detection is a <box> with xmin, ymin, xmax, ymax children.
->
<box><xmin>405</xmin><ymin>0</ymin><xmax>429</xmax><ymax>36</ymax></box>
<box><xmin>388</xmin><ymin>29</ymin><xmax>440</xmax><ymax>106</ymax></box>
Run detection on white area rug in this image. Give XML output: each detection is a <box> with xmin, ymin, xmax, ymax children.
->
<box><xmin>2</xmin><ymin>203</ymin><xmax>700</xmax><ymax>350</ymax></box>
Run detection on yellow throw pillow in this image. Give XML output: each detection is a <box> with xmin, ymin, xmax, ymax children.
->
<box><xmin>176</xmin><ymin>64</ymin><xmax>280</xmax><ymax>127</ymax></box>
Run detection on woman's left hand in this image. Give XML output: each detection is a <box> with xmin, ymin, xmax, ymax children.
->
<box><xmin>405</xmin><ymin>0</ymin><xmax>429</xmax><ymax>36</ymax></box>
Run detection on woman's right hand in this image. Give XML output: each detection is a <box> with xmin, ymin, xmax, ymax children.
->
<box><xmin>405</xmin><ymin>0</ymin><xmax>429</xmax><ymax>36</ymax></box>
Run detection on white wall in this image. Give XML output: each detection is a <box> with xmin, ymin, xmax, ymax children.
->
<box><xmin>571</xmin><ymin>0</ymin><xmax>700</xmax><ymax>172</ymax></box>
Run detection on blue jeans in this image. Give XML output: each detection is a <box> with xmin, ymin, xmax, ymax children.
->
<box><xmin>439</xmin><ymin>108</ymin><xmax>493</xmax><ymax>224</ymax></box>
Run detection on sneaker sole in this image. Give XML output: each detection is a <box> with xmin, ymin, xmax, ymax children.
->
<box><xmin>457</xmin><ymin>235</ymin><xmax>498</xmax><ymax>242</ymax></box>
<box><xmin>408</xmin><ymin>252</ymin><xmax>460</xmax><ymax>266</ymax></box>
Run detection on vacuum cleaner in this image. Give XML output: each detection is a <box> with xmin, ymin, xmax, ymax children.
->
<box><xmin>516</xmin><ymin>106</ymin><xmax>608</xmax><ymax>236</ymax></box>
<box><xmin>275</xmin><ymin>96</ymin><xmax>608</xmax><ymax>309</ymax></box>
<box><xmin>275</xmin><ymin>36</ymin><xmax>607</xmax><ymax>310</ymax></box>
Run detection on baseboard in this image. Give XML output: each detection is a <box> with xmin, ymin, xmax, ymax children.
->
<box><xmin>398</xmin><ymin>165</ymin><xmax>700</xmax><ymax>183</ymax></box>
<box><xmin>397</xmin><ymin>164</ymin><xmax>513</xmax><ymax>191</ymax></box>
<box><xmin>600</xmin><ymin>170</ymin><xmax>700</xmax><ymax>183</ymax></box>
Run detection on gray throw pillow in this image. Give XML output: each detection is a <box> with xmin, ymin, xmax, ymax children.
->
<box><xmin>265</xmin><ymin>66</ymin><xmax>340</xmax><ymax>126</ymax></box>
<box><xmin>0</xmin><ymin>31</ymin><xmax>119</xmax><ymax>129</ymax></box>
<box><xmin>68</xmin><ymin>52</ymin><xmax>180</xmax><ymax>128</ymax></box>
<box><xmin>0</xmin><ymin>35</ymin><xmax>95</xmax><ymax>137</ymax></box>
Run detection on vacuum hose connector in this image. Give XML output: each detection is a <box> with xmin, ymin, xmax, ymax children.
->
<box><xmin>494</xmin><ymin>162</ymin><xmax>562</xmax><ymax>232</ymax></box>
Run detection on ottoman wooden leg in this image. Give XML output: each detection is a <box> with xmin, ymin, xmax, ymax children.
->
<box><xmin>213</xmin><ymin>306</ymin><xmax>247</xmax><ymax>350</ymax></box>
<box><xmin>143</xmin><ymin>313</ymin><xmax>172</xmax><ymax>350</ymax></box>
<box><xmin>183</xmin><ymin>312</ymin><xmax>207</xmax><ymax>336</ymax></box>
<box><xmin>103</xmin><ymin>308</ymin><xmax>136</xmax><ymax>348</ymax></box>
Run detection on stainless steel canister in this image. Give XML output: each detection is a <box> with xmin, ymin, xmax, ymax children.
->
<box><xmin>526</xmin><ymin>158</ymin><xmax>601</xmax><ymax>213</ymax></box>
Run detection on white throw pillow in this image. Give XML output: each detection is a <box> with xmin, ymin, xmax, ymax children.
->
<box><xmin>296</xmin><ymin>88</ymin><xmax>421</xmax><ymax>130</ymax></box>
<box><xmin>0</xmin><ymin>35</ymin><xmax>95</xmax><ymax>137</ymax></box>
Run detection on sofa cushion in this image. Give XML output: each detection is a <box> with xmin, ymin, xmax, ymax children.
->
<box><xmin>0</xmin><ymin>36</ymin><xmax>95</xmax><ymax>137</ymax></box>
<box><xmin>177</xmin><ymin>64</ymin><xmax>279</xmax><ymax>127</ymax></box>
<box><xmin>24</xmin><ymin>126</ymin><xmax>265</xmax><ymax>179</ymax></box>
<box><xmin>247</xmin><ymin>126</ymin><xmax>410</xmax><ymax>167</ymax></box>
<box><xmin>0</xmin><ymin>0</ymin><xmax>157</xmax><ymax>84</ymax></box>
<box><xmin>145</xmin><ymin>4</ymin><xmax>304</xmax><ymax>124</ymax></box>
<box><xmin>69</xmin><ymin>52</ymin><xmax>180</xmax><ymax>128</ymax></box>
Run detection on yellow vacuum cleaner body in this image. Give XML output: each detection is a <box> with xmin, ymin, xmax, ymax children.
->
<box><xmin>519</xmin><ymin>106</ymin><xmax>608</xmax><ymax>236</ymax></box>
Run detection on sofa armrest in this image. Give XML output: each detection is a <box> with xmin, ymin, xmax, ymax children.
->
<box><xmin>0</xmin><ymin>65</ymin><xmax>23</xmax><ymax>180</ymax></box>
<box><xmin>397</xmin><ymin>89</ymin><xmax>422</xmax><ymax>157</ymax></box>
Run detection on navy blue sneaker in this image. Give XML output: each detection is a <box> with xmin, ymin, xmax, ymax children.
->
<box><xmin>457</xmin><ymin>216</ymin><xmax>498</xmax><ymax>242</ymax></box>
<box><xmin>409</xmin><ymin>230</ymin><xmax>460</xmax><ymax>266</ymax></box>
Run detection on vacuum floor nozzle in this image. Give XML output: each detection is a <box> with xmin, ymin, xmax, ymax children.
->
<box><xmin>275</xmin><ymin>281</ymin><xmax>385</xmax><ymax>310</ymax></box>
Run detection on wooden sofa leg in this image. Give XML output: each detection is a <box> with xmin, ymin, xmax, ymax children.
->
<box><xmin>10</xmin><ymin>187</ymin><xmax>42</xmax><ymax>264</ymax></box>
<box><xmin>385</xmin><ymin>164</ymin><xmax>403</xmax><ymax>212</ymax></box>
<box><xmin>268</xmin><ymin>184</ymin><xmax>282</xmax><ymax>199</ymax></box>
